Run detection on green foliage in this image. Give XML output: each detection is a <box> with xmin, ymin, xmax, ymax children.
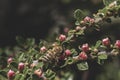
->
<box><xmin>77</xmin><ymin>62</ymin><xmax>89</xmax><ymax>71</ymax></box>
<box><xmin>97</xmin><ymin>53</ymin><xmax>108</xmax><ymax>65</ymax></box>
<box><xmin>74</xmin><ymin>9</ymin><xmax>84</xmax><ymax>25</ymax></box>
<box><xmin>98</xmin><ymin>53</ymin><xmax>108</xmax><ymax>60</ymax></box>
<box><xmin>103</xmin><ymin>0</ymin><xmax>116</xmax><ymax>6</ymax></box>
<box><xmin>0</xmin><ymin>70</ymin><xmax>7</xmax><ymax>80</ymax></box>
<box><xmin>45</xmin><ymin>69</ymin><xmax>56</xmax><ymax>80</ymax></box>
<box><xmin>14</xmin><ymin>74</ymin><xmax>25</xmax><ymax>80</ymax></box>
<box><xmin>95</xmin><ymin>40</ymin><xmax>102</xmax><ymax>49</ymax></box>
<box><xmin>0</xmin><ymin>0</ymin><xmax>120</xmax><ymax>80</ymax></box>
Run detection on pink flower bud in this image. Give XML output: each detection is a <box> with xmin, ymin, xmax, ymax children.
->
<box><xmin>18</xmin><ymin>62</ymin><xmax>25</xmax><ymax>72</ymax></box>
<box><xmin>102</xmin><ymin>38</ymin><xmax>110</xmax><ymax>46</ymax></box>
<box><xmin>40</xmin><ymin>46</ymin><xmax>47</xmax><ymax>52</ymax></box>
<box><xmin>7</xmin><ymin>58</ymin><xmax>13</xmax><ymax>64</ymax></box>
<box><xmin>76</xmin><ymin>26</ymin><xmax>81</xmax><ymax>31</ymax></box>
<box><xmin>79</xmin><ymin>52</ymin><xmax>88</xmax><ymax>60</ymax></box>
<box><xmin>64</xmin><ymin>27</ymin><xmax>69</xmax><ymax>33</ymax></box>
<box><xmin>59</xmin><ymin>34</ymin><xmax>66</xmax><ymax>41</ymax></box>
<box><xmin>115</xmin><ymin>40</ymin><xmax>120</xmax><ymax>49</ymax></box>
<box><xmin>65</xmin><ymin>49</ymin><xmax>71</xmax><ymax>56</ymax></box>
<box><xmin>82</xmin><ymin>43</ymin><xmax>89</xmax><ymax>52</ymax></box>
<box><xmin>84</xmin><ymin>16</ymin><xmax>91</xmax><ymax>22</ymax></box>
<box><xmin>90</xmin><ymin>18</ymin><xmax>95</xmax><ymax>23</ymax></box>
<box><xmin>7</xmin><ymin>70</ymin><xmax>15</xmax><ymax>79</ymax></box>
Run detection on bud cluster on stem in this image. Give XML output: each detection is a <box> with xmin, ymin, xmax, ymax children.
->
<box><xmin>2</xmin><ymin>1</ymin><xmax>120</xmax><ymax>80</ymax></box>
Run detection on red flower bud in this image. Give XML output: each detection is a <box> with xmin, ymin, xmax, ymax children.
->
<box><xmin>65</xmin><ymin>49</ymin><xmax>71</xmax><ymax>56</ymax></box>
<box><xmin>82</xmin><ymin>43</ymin><xmax>89</xmax><ymax>52</ymax></box>
<box><xmin>102</xmin><ymin>38</ymin><xmax>110</xmax><ymax>46</ymax></box>
<box><xmin>18</xmin><ymin>62</ymin><xmax>25</xmax><ymax>72</ymax></box>
<box><xmin>115</xmin><ymin>40</ymin><xmax>120</xmax><ymax>49</ymax></box>
<box><xmin>79</xmin><ymin>52</ymin><xmax>88</xmax><ymax>60</ymax></box>
<box><xmin>40</xmin><ymin>46</ymin><xmax>47</xmax><ymax>52</ymax></box>
<box><xmin>7</xmin><ymin>70</ymin><xmax>15</xmax><ymax>80</ymax></box>
<box><xmin>7</xmin><ymin>58</ymin><xmax>13</xmax><ymax>64</ymax></box>
<box><xmin>59</xmin><ymin>34</ymin><xmax>66</xmax><ymax>41</ymax></box>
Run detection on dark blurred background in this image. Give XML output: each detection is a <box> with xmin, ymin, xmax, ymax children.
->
<box><xmin>0</xmin><ymin>0</ymin><xmax>103</xmax><ymax>47</ymax></box>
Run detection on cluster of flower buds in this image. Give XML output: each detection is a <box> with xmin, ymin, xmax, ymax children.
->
<box><xmin>3</xmin><ymin>2</ymin><xmax>120</xmax><ymax>80</ymax></box>
<box><xmin>84</xmin><ymin>16</ymin><xmax>95</xmax><ymax>23</ymax></box>
<box><xmin>102</xmin><ymin>38</ymin><xmax>120</xmax><ymax>49</ymax></box>
<box><xmin>80</xmin><ymin>16</ymin><xmax>95</xmax><ymax>27</ymax></box>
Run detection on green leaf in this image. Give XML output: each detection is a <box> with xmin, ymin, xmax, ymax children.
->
<box><xmin>45</xmin><ymin>69</ymin><xmax>56</xmax><ymax>80</ymax></box>
<box><xmin>67</xmin><ymin>58</ymin><xmax>74</xmax><ymax>64</ymax></box>
<box><xmin>75</xmin><ymin>30</ymin><xmax>84</xmax><ymax>35</ymax></box>
<box><xmin>39</xmin><ymin>40</ymin><xmax>48</xmax><ymax>48</ymax></box>
<box><xmin>74</xmin><ymin>9</ymin><xmax>83</xmax><ymax>19</ymax></box>
<box><xmin>98</xmin><ymin>8</ymin><xmax>108</xmax><ymax>14</ymax></box>
<box><xmin>75</xmin><ymin>21</ymin><xmax>80</xmax><ymax>25</ymax></box>
<box><xmin>14</xmin><ymin>74</ymin><xmax>25</xmax><ymax>80</ymax></box>
<box><xmin>98</xmin><ymin>53</ymin><xmax>108</xmax><ymax>59</ymax></box>
<box><xmin>60</xmin><ymin>58</ymin><xmax>75</xmax><ymax>68</ymax></box>
<box><xmin>77</xmin><ymin>62</ymin><xmax>89</xmax><ymax>71</ymax></box>
<box><xmin>18</xmin><ymin>53</ymin><xmax>25</xmax><ymax>62</ymax></box>
<box><xmin>68</xmin><ymin>30</ymin><xmax>75</xmax><ymax>35</ymax></box>
<box><xmin>97</xmin><ymin>59</ymin><xmax>105</xmax><ymax>65</ymax></box>
<box><xmin>95</xmin><ymin>40</ymin><xmax>102</xmax><ymax>48</ymax></box>
<box><xmin>26</xmin><ymin>38</ymin><xmax>35</xmax><ymax>47</ymax></box>
<box><xmin>74</xmin><ymin>9</ymin><xmax>84</xmax><ymax>25</ymax></box>
<box><xmin>70</xmin><ymin>48</ymin><xmax>77</xmax><ymax>56</ymax></box>
<box><xmin>0</xmin><ymin>70</ymin><xmax>8</xmax><ymax>78</ymax></box>
<box><xmin>66</xmin><ymin>34</ymin><xmax>74</xmax><ymax>41</ymax></box>
<box><xmin>97</xmin><ymin>53</ymin><xmax>107</xmax><ymax>65</ymax></box>
<box><xmin>36</xmin><ymin>62</ymin><xmax>44</xmax><ymax>68</ymax></box>
<box><xmin>16</xmin><ymin>36</ymin><xmax>25</xmax><ymax>46</ymax></box>
<box><xmin>103</xmin><ymin>0</ymin><xmax>117</xmax><ymax>6</ymax></box>
<box><xmin>0</xmin><ymin>75</ymin><xmax>7</xmax><ymax>80</ymax></box>
<box><xmin>9</xmin><ymin>62</ymin><xmax>18</xmax><ymax>71</ymax></box>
